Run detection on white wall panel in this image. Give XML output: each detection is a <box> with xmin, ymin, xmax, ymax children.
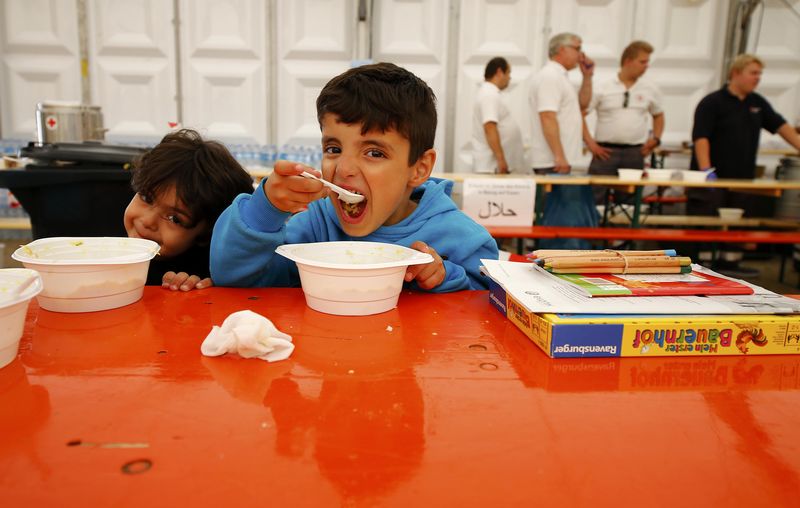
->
<box><xmin>752</xmin><ymin>0</ymin><xmax>800</xmax><ymax>145</ymax></box>
<box><xmin>88</xmin><ymin>0</ymin><xmax>176</xmax><ymax>142</ymax></box>
<box><xmin>372</xmin><ymin>0</ymin><xmax>450</xmax><ymax>171</ymax></box>
<box><xmin>276</xmin><ymin>0</ymin><xmax>355</xmax><ymax>146</ymax></box>
<box><xmin>2</xmin><ymin>0</ymin><xmax>793</xmax><ymax>165</ymax></box>
<box><xmin>0</xmin><ymin>0</ymin><xmax>80</xmax><ymax>139</ymax></box>
<box><xmin>454</xmin><ymin>0</ymin><xmax>541</xmax><ymax>171</ymax></box>
<box><xmin>550</xmin><ymin>0</ymin><xmax>634</xmax><ymax>70</ymax></box>
<box><xmin>634</xmin><ymin>0</ymin><xmax>729</xmax><ymax>147</ymax></box>
<box><xmin>180</xmin><ymin>0</ymin><xmax>267</xmax><ymax>143</ymax></box>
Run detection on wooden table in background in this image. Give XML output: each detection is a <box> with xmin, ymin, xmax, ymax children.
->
<box><xmin>449</xmin><ymin>173</ymin><xmax>800</xmax><ymax>227</ymax></box>
<box><xmin>2</xmin><ymin>287</ymin><xmax>800</xmax><ymax>506</ymax></box>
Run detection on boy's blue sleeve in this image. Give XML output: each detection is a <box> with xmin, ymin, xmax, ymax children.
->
<box><xmin>210</xmin><ymin>183</ymin><xmax>299</xmax><ymax>287</ymax></box>
<box><xmin>436</xmin><ymin>237</ymin><xmax>497</xmax><ymax>292</ymax></box>
<box><xmin>400</xmin><ymin>210</ymin><xmax>498</xmax><ymax>293</ymax></box>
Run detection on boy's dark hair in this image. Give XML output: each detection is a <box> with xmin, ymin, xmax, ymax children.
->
<box><xmin>484</xmin><ymin>57</ymin><xmax>509</xmax><ymax>80</ymax></box>
<box><xmin>316</xmin><ymin>62</ymin><xmax>437</xmax><ymax>166</ymax></box>
<box><xmin>130</xmin><ymin>129</ymin><xmax>253</xmax><ymax>239</ymax></box>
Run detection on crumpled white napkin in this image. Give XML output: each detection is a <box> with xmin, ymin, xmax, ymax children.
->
<box><xmin>201</xmin><ymin>310</ymin><xmax>294</xmax><ymax>362</ymax></box>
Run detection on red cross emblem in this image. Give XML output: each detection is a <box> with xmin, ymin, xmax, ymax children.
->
<box><xmin>45</xmin><ymin>116</ymin><xmax>57</xmax><ymax>130</ymax></box>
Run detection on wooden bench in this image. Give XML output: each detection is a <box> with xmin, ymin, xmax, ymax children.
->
<box><xmin>486</xmin><ymin>225</ymin><xmax>800</xmax><ymax>244</ymax></box>
<box><xmin>486</xmin><ymin>225</ymin><xmax>800</xmax><ymax>281</ymax></box>
<box><xmin>642</xmin><ymin>195</ymin><xmax>688</xmax><ymax>205</ymax></box>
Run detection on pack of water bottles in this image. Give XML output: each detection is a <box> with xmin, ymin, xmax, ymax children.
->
<box><xmin>227</xmin><ymin>144</ymin><xmax>322</xmax><ymax>171</ymax></box>
<box><xmin>0</xmin><ymin>139</ymin><xmax>26</xmax><ymax>158</ymax></box>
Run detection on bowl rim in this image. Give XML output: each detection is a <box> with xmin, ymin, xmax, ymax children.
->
<box><xmin>680</xmin><ymin>170</ymin><xmax>708</xmax><ymax>181</ymax></box>
<box><xmin>717</xmin><ymin>208</ymin><xmax>744</xmax><ymax>219</ymax></box>
<box><xmin>11</xmin><ymin>237</ymin><xmax>160</xmax><ymax>265</ymax></box>
<box><xmin>0</xmin><ymin>268</ymin><xmax>43</xmax><ymax>309</ymax></box>
<box><xmin>276</xmin><ymin>241</ymin><xmax>434</xmax><ymax>270</ymax></box>
<box><xmin>617</xmin><ymin>169</ymin><xmax>643</xmax><ymax>180</ymax></box>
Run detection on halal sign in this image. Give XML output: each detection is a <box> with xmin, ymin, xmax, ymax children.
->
<box><xmin>45</xmin><ymin>115</ymin><xmax>58</xmax><ymax>130</ymax></box>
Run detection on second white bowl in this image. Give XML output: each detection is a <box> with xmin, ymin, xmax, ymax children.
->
<box><xmin>276</xmin><ymin>241</ymin><xmax>434</xmax><ymax>316</ymax></box>
<box><xmin>12</xmin><ymin>237</ymin><xmax>160</xmax><ymax>313</ymax></box>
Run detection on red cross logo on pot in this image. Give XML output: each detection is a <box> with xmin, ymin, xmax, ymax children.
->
<box><xmin>45</xmin><ymin>116</ymin><xmax>57</xmax><ymax>130</ymax></box>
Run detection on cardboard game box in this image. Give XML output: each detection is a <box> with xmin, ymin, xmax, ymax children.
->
<box><xmin>488</xmin><ymin>278</ymin><xmax>800</xmax><ymax>358</ymax></box>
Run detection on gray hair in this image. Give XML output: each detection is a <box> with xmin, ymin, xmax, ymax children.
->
<box><xmin>549</xmin><ymin>32</ymin><xmax>580</xmax><ymax>58</ymax></box>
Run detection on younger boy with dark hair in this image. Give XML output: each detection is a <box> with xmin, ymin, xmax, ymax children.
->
<box><xmin>210</xmin><ymin>62</ymin><xmax>498</xmax><ymax>291</ymax></box>
<box><xmin>125</xmin><ymin>129</ymin><xmax>255</xmax><ymax>290</ymax></box>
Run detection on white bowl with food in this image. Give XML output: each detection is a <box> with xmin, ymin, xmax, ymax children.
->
<box><xmin>276</xmin><ymin>241</ymin><xmax>434</xmax><ymax>316</ymax></box>
<box><xmin>645</xmin><ymin>169</ymin><xmax>678</xmax><ymax>181</ymax></box>
<box><xmin>718</xmin><ymin>207</ymin><xmax>744</xmax><ymax>220</ymax></box>
<box><xmin>0</xmin><ymin>269</ymin><xmax>43</xmax><ymax>368</ymax></box>
<box><xmin>12</xmin><ymin>237</ymin><xmax>159</xmax><ymax>313</ymax></box>
<box><xmin>617</xmin><ymin>168</ymin><xmax>644</xmax><ymax>181</ymax></box>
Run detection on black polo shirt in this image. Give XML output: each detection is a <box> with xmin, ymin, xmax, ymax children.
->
<box><xmin>690</xmin><ymin>86</ymin><xmax>785</xmax><ymax>178</ymax></box>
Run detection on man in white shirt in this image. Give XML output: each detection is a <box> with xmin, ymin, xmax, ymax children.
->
<box><xmin>529</xmin><ymin>32</ymin><xmax>594</xmax><ymax>174</ymax></box>
<box><xmin>471</xmin><ymin>57</ymin><xmax>525</xmax><ymax>174</ymax></box>
<box><xmin>528</xmin><ymin>33</ymin><xmax>598</xmax><ymax>249</ymax></box>
<box><xmin>585</xmin><ymin>40</ymin><xmax>664</xmax><ymax>176</ymax></box>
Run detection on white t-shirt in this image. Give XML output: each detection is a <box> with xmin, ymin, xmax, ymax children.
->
<box><xmin>471</xmin><ymin>81</ymin><xmax>525</xmax><ymax>173</ymax></box>
<box><xmin>587</xmin><ymin>75</ymin><xmax>663</xmax><ymax>144</ymax></box>
<box><xmin>528</xmin><ymin>60</ymin><xmax>583</xmax><ymax>169</ymax></box>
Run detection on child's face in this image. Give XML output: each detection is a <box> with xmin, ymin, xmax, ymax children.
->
<box><xmin>320</xmin><ymin>113</ymin><xmax>434</xmax><ymax>237</ymax></box>
<box><xmin>123</xmin><ymin>184</ymin><xmax>207</xmax><ymax>258</ymax></box>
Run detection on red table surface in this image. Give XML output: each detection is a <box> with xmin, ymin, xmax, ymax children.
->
<box><xmin>1</xmin><ymin>287</ymin><xmax>799</xmax><ymax>507</ymax></box>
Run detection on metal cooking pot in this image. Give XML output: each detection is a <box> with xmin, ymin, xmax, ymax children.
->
<box><xmin>81</xmin><ymin>105</ymin><xmax>105</xmax><ymax>142</ymax></box>
<box><xmin>35</xmin><ymin>101</ymin><xmax>106</xmax><ymax>144</ymax></box>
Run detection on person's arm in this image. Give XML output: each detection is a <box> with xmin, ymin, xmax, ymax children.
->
<box><xmin>483</xmin><ymin>121</ymin><xmax>509</xmax><ymax>174</ymax></box>
<box><xmin>694</xmin><ymin>137</ymin><xmax>712</xmax><ymax>170</ymax></box>
<box><xmin>582</xmin><ymin>116</ymin><xmax>611</xmax><ymax>161</ymax></box>
<box><xmin>642</xmin><ymin>112</ymin><xmax>665</xmax><ymax>156</ymax></box>
<box><xmin>540</xmin><ymin>111</ymin><xmax>570</xmax><ymax>172</ymax></box>
<box><xmin>210</xmin><ymin>191</ymin><xmax>295</xmax><ymax>288</ymax></box>
<box><xmin>578</xmin><ymin>54</ymin><xmax>594</xmax><ymax>110</ymax></box>
<box><xmin>777</xmin><ymin>122</ymin><xmax>800</xmax><ymax>152</ymax></box>
<box><xmin>420</xmin><ymin>229</ymin><xmax>498</xmax><ymax>292</ymax></box>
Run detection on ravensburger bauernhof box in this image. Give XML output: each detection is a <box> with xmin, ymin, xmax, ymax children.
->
<box><xmin>488</xmin><ymin>278</ymin><xmax>800</xmax><ymax>358</ymax></box>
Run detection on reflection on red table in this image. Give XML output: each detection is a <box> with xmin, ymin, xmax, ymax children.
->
<box><xmin>1</xmin><ymin>288</ymin><xmax>799</xmax><ymax>506</ymax></box>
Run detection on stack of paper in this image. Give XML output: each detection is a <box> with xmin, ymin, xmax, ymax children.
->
<box><xmin>480</xmin><ymin>259</ymin><xmax>800</xmax><ymax>314</ymax></box>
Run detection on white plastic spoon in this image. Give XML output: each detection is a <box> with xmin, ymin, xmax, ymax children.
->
<box><xmin>300</xmin><ymin>171</ymin><xmax>364</xmax><ymax>204</ymax></box>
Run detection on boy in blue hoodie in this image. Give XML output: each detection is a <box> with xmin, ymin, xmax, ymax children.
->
<box><xmin>210</xmin><ymin>62</ymin><xmax>498</xmax><ymax>291</ymax></box>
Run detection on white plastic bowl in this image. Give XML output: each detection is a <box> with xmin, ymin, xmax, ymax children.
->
<box><xmin>645</xmin><ymin>169</ymin><xmax>677</xmax><ymax>181</ymax></box>
<box><xmin>276</xmin><ymin>241</ymin><xmax>434</xmax><ymax>316</ymax></box>
<box><xmin>679</xmin><ymin>170</ymin><xmax>708</xmax><ymax>182</ymax></box>
<box><xmin>718</xmin><ymin>207</ymin><xmax>744</xmax><ymax>220</ymax></box>
<box><xmin>12</xmin><ymin>237</ymin><xmax>159</xmax><ymax>313</ymax></box>
<box><xmin>617</xmin><ymin>168</ymin><xmax>643</xmax><ymax>181</ymax></box>
<box><xmin>0</xmin><ymin>269</ymin><xmax>43</xmax><ymax>368</ymax></box>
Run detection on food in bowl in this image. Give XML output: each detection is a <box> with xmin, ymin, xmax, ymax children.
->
<box><xmin>718</xmin><ymin>208</ymin><xmax>744</xmax><ymax>220</ymax></box>
<box><xmin>645</xmin><ymin>169</ymin><xmax>677</xmax><ymax>181</ymax></box>
<box><xmin>275</xmin><ymin>241</ymin><xmax>434</xmax><ymax>316</ymax></box>
<box><xmin>12</xmin><ymin>237</ymin><xmax>159</xmax><ymax>313</ymax></box>
<box><xmin>0</xmin><ymin>269</ymin><xmax>43</xmax><ymax>368</ymax></box>
<box><xmin>617</xmin><ymin>168</ymin><xmax>644</xmax><ymax>181</ymax></box>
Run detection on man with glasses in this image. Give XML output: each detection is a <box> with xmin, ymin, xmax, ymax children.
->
<box><xmin>528</xmin><ymin>32</ymin><xmax>597</xmax><ymax>248</ymax></box>
<box><xmin>529</xmin><ymin>32</ymin><xmax>594</xmax><ymax>175</ymax></box>
<box><xmin>584</xmin><ymin>40</ymin><xmax>664</xmax><ymax>190</ymax></box>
